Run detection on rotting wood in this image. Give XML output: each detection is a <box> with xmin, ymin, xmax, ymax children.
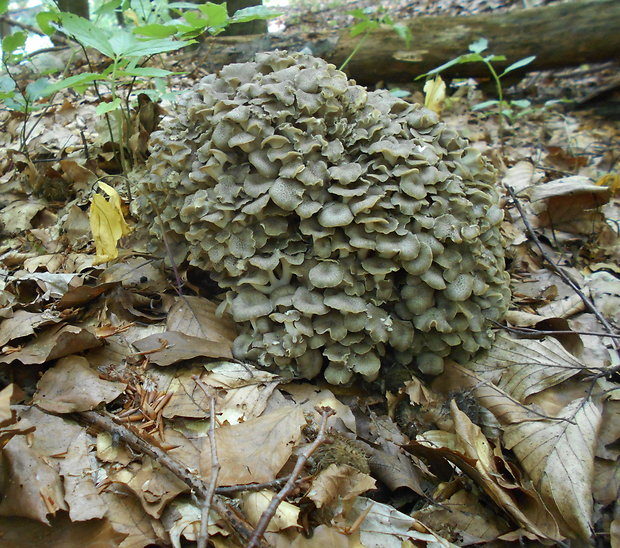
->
<box><xmin>194</xmin><ymin>0</ymin><xmax>620</xmax><ymax>84</ymax></box>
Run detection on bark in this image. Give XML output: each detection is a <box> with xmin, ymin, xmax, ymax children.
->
<box><xmin>198</xmin><ymin>0</ymin><xmax>620</xmax><ymax>84</ymax></box>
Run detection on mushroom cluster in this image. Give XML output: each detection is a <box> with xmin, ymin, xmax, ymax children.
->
<box><xmin>140</xmin><ymin>50</ymin><xmax>510</xmax><ymax>384</ymax></box>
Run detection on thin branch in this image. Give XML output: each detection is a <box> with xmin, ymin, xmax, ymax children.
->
<box><xmin>247</xmin><ymin>406</ymin><xmax>336</xmax><ymax>548</ymax></box>
<box><xmin>0</xmin><ymin>14</ymin><xmax>70</xmax><ymax>44</ymax></box>
<box><xmin>504</xmin><ymin>184</ymin><xmax>620</xmax><ymax>354</ymax></box>
<box><xmin>193</xmin><ymin>377</ymin><xmax>221</xmax><ymax>548</ymax></box>
<box><xmin>497</xmin><ymin>323</ymin><xmax>620</xmax><ymax>340</ymax></box>
<box><xmin>73</xmin><ymin>409</ymin><xmax>272</xmax><ymax>548</ymax></box>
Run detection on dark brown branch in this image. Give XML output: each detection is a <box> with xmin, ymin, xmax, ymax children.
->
<box><xmin>247</xmin><ymin>407</ymin><xmax>335</xmax><ymax>548</ymax></box>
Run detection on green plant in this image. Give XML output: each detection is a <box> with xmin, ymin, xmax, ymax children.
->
<box><xmin>417</xmin><ymin>38</ymin><xmax>535</xmax><ymax>140</ymax></box>
<box><xmin>0</xmin><ymin>15</ymin><xmax>59</xmax><ymax>154</ymax></box>
<box><xmin>339</xmin><ymin>7</ymin><xmax>411</xmax><ymax>72</ymax></box>
<box><xmin>0</xmin><ymin>1</ymin><xmax>276</xmax><ymax>169</ymax></box>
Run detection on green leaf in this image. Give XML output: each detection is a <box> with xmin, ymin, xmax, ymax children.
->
<box><xmin>2</xmin><ymin>31</ymin><xmax>27</xmax><ymax>55</ymax></box>
<box><xmin>0</xmin><ymin>76</ymin><xmax>15</xmax><ymax>93</ymax></box>
<box><xmin>0</xmin><ymin>0</ymin><xmax>8</xmax><ymax>16</ymax></box>
<box><xmin>36</xmin><ymin>11</ymin><xmax>59</xmax><ymax>36</ymax></box>
<box><xmin>4</xmin><ymin>94</ymin><xmax>26</xmax><ymax>111</ymax></box>
<box><xmin>58</xmin><ymin>13</ymin><xmax>114</xmax><ymax>57</ymax></box>
<box><xmin>347</xmin><ymin>8</ymin><xmax>370</xmax><ymax>20</ymax></box>
<box><xmin>95</xmin><ymin>0</ymin><xmax>123</xmax><ymax>17</ymax></box>
<box><xmin>415</xmin><ymin>56</ymin><xmax>462</xmax><ymax>79</ymax></box>
<box><xmin>459</xmin><ymin>53</ymin><xmax>484</xmax><ymax>64</ymax></box>
<box><xmin>133</xmin><ymin>23</ymin><xmax>178</xmax><ymax>38</ymax></box>
<box><xmin>96</xmin><ymin>97</ymin><xmax>122</xmax><ymax>115</ymax></box>
<box><xmin>472</xmin><ymin>100</ymin><xmax>499</xmax><ymax>110</ymax></box>
<box><xmin>469</xmin><ymin>38</ymin><xmax>488</xmax><ymax>53</ymax></box>
<box><xmin>231</xmin><ymin>5</ymin><xmax>280</xmax><ymax>23</ymax></box>
<box><xmin>350</xmin><ymin>20</ymin><xmax>376</xmax><ymax>37</ymax></box>
<box><xmin>116</xmin><ymin>67</ymin><xmax>177</xmax><ymax>77</ymax></box>
<box><xmin>501</xmin><ymin>55</ymin><xmax>536</xmax><ymax>76</ymax></box>
<box><xmin>510</xmin><ymin>99</ymin><xmax>531</xmax><ymax>108</ymax></box>
<box><xmin>42</xmin><ymin>72</ymin><xmax>101</xmax><ymax>95</ymax></box>
<box><xmin>392</xmin><ymin>23</ymin><xmax>412</xmax><ymax>47</ymax></box>
<box><xmin>486</xmin><ymin>54</ymin><xmax>506</xmax><ymax>62</ymax></box>
<box><xmin>108</xmin><ymin>31</ymin><xmax>188</xmax><ymax>57</ymax></box>
<box><xmin>26</xmin><ymin>78</ymin><xmax>51</xmax><ymax>101</ymax></box>
<box><xmin>197</xmin><ymin>2</ymin><xmax>229</xmax><ymax>28</ymax></box>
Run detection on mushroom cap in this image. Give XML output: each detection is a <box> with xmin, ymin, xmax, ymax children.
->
<box><xmin>139</xmin><ymin>50</ymin><xmax>510</xmax><ymax>383</ymax></box>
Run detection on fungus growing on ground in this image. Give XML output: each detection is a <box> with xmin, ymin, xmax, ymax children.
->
<box><xmin>139</xmin><ymin>50</ymin><xmax>511</xmax><ymax>383</ymax></box>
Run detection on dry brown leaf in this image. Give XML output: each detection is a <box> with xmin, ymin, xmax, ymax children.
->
<box><xmin>108</xmin><ymin>457</ymin><xmax>188</xmax><ymax>519</ymax></box>
<box><xmin>501</xmin><ymin>160</ymin><xmax>538</xmax><ymax>193</ymax></box>
<box><xmin>200</xmin><ymin>406</ymin><xmax>306</xmax><ymax>485</ymax></box>
<box><xmin>0</xmin><ymin>513</ymin><xmax>127</xmax><ymax>548</ymax></box>
<box><xmin>164</xmin><ymin>362</ymin><xmax>280</xmax><ymax>423</ymax></box>
<box><xmin>34</xmin><ymin>355</ymin><xmax>126</xmax><ymax>413</ymax></box>
<box><xmin>132</xmin><ymin>330</ymin><xmax>232</xmax><ymax>365</ymax></box>
<box><xmin>100</xmin><ymin>490</ymin><xmax>164</xmax><ymax>548</ymax></box>
<box><xmin>503</xmin><ymin>397</ymin><xmax>602</xmax><ymax>540</ymax></box>
<box><xmin>166</xmin><ymin>296</ymin><xmax>237</xmax><ymax>345</ymax></box>
<box><xmin>340</xmin><ymin>497</ymin><xmax>457</xmax><ymax>548</ymax></box>
<box><xmin>58</xmin><ymin>429</ymin><xmax>107</xmax><ymax>521</ymax></box>
<box><xmin>242</xmin><ymin>490</ymin><xmax>300</xmax><ymax>532</ymax></box>
<box><xmin>0</xmin><ymin>309</ymin><xmax>61</xmax><ymax>346</ymax></box>
<box><xmin>0</xmin><ymin>435</ymin><xmax>68</xmax><ymax>523</ymax></box>
<box><xmin>307</xmin><ymin>464</ymin><xmax>376</xmax><ymax>510</ymax></box>
<box><xmin>412</xmin><ymin>489</ymin><xmax>512</xmax><ymax>544</ymax></box>
<box><xmin>280</xmin><ymin>383</ymin><xmax>357</xmax><ymax>433</ymax></box>
<box><xmin>0</xmin><ymin>323</ymin><xmax>101</xmax><ymax>365</ymax></box>
<box><xmin>0</xmin><ymin>383</ymin><xmax>22</xmax><ymax>427</ymax></box>
<box><xmin>289</xmin><ymin>524</ymin><xmax>353</xmax><ymax>548</ymax></box>
<box><xmin>472</xmin><ymin>333</ymin><xmax>586</xmax><ymax>401</ymax></box>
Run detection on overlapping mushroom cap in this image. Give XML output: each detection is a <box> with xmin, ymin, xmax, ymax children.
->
<box><xmin>140</xmin><ymin>50</ymin><xmax>510</xmax><ymax>383</ymax></box>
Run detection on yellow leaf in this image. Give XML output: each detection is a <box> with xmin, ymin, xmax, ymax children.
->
<box><xmin>594</xmin><ymin>173</ymin><xmax>620</xmax><ymax>194</ymax></box>
<box><xmin>89</xmin><ymin>183</ymin><xmax>130</xmax><ymax>265</ymax></box>
<box><xmin>423</xmin><ymin>76</ymin><xmax>446</xmax><ymax>114</ymax></box>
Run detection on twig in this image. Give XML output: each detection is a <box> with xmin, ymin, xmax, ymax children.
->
<box><xmin>193</xmin><ymin>377</ymin><xmax>221</xmax><ymax>548</ymax></box>
<box><xmin>74</xmin><ymin>409</ymin><xmax>272</xmax><ymax>548</ymax></box>
<box><xmin>215</xmin><ymin>475</ymin><xmax>295</xmax><ymax>495</ymax></box>
<box><xmin>498</xmin><ymin>323</ymin><xmax>620</xmax><ymax>339</ymax></box>
<box><xmin>247</xmin><ymin>406</ymin><xmax>336</xmax><ymax>548</ymax></box>
<box><xmin>504</xmin><ymin>184</ymin><xmax>620</xmax><ymax>355</ymax></box>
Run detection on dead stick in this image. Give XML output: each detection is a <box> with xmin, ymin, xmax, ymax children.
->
<box><xmin>193</xmin><ymin>378</ymin><xmax>221</xmax><ymax>548</ymax></box>
<box><xmin>247</xmin><ymin>407</ymin><xmax>335</xmax><ymax>548</ymax></box>
<box><xmin>505</xmin><ymin>184</ymin><xmax>619</xmax><ymax>354</ymax></box>
<box><xmin>74</xmin><ymin>410</ymin><xmax>272</xmax><ymax>548</ymax></box>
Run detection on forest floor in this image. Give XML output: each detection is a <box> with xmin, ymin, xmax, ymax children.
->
<box><xmin>0</xmin><ymin>0</ymin><xmax>618</xmax><ymax>547</ymax></box>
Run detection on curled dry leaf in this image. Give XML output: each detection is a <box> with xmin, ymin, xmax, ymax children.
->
<box><xmin>503</xmin><ymin>397</ymin><xmax>602</xmax><ymax>540</ymax></box>
<box><xmin>307</xmin><ymin>464</ymin><xmax>376</xmax><ymax>510</ymax></box>
<box><xmin>34</xmin><ymin>355</ymin><xmax>126</xmax><ymax>413</ymax></box>
<box><xmin>0</xmin><ymin>323</ymin><xmax>101</xmax><ymax>365</ymax></box>
<box><xmin>0</xmin><ymin>309</ymin><xmax>61</xmax><ymax>347</ymax></box>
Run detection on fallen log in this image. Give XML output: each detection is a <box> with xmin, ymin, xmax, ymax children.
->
<box><xmin>196</xmin><ymin>0</ymin><xmax>620</xmax><ymax>84</ymax></box>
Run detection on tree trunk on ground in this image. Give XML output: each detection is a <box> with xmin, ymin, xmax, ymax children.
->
<box><xmin>198</xmin><ymin>0</ymin><xmax>620</xmax><ymax>84</ymax></box>
<box><xmin>223</xmin><ymin>0</ymin><xmax>267</xmax><ymax>36</ymax></box>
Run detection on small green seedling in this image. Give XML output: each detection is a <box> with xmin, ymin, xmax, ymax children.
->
<box><xmin>417</xmin><ymin>38</ymin><xmax>536</xmax><ymax>140</ymax></box>
<box><xmin>340</xmin><ymin>7</ymin><xmax>412</xmax><ymax>71</ymax></box>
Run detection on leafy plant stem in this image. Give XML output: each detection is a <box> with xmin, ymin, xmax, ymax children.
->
<box><xmin>483</xmin><ymin>58</ymin><xmax>505</xmax><ymax>146</ymax></box>
<box><xmin>339</xmin><ymin>32</ymin><xmax>369</xmax><ymax>72</ymax></box>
